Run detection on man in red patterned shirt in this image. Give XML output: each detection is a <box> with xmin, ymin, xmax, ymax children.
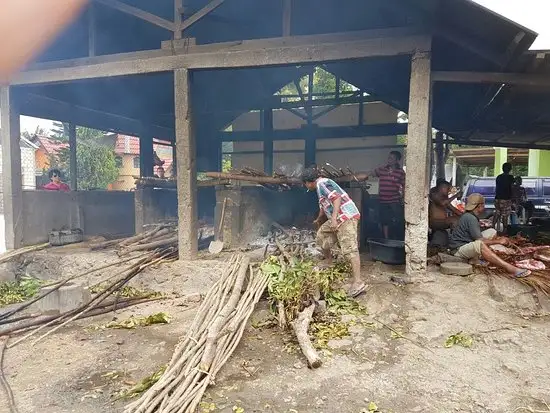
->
<box><xmin>375</xmin><ymin>151</ymin><xmax>405</xmax><ymax>239</ymax></box>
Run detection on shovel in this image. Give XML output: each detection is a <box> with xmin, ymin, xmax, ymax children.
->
<box><xmin>209</xmin><ymin>197</ymin><xmax>228</xmax><ymax>254</ymax></box>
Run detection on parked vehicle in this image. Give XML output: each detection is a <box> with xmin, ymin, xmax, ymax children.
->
<box><xmin>462</xmin><ymin>176</ymin><xmax>550</xmax><ymax>216</ymax></box>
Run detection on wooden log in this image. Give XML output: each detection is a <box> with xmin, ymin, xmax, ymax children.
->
<box><xmin>291</xmin><ymin>303</ymin><xmax>321</xmax><ymax>368</ymax></box>
<box><xmin>89</xmin><ymin>238</ymin><xmax>123</xmax><ymax>251</ymax></box>
<box><xmin>205</xmin><ymin>171</ymin><xmax>368</xmax><ymax>186</ymax></box>
<box><xmin>119</xmin><ymin>236</ymin><xmax>178</xmax><ymax>255</ymax></box>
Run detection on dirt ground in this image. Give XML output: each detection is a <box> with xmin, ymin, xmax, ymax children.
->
<box><xmin>1</xmin><ymin>245</ymin><xmax>550</xmax><ymax>413</ymax></box>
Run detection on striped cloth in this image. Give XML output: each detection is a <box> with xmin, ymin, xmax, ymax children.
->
<box><xmin>315</xmin><ymin>178</ymin><xmax>360</xmax><ymax>224</ymax></box>
<box><xmin>376</xmin><ymin>165</ymin><xmax>405</xmax><ymax>204</ymax></box>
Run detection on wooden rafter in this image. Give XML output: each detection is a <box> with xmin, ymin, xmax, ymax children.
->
<box><xmin>432</xmin><ymin>71</ymin><xmax>550</xmax><ymax>87</ymax></box>
<box><xmin>179</xmin><ymin>0</ymin><xmax>225</xmax><ymax>32</ymax></box>
<box><xmin>94</xmin><ymin>0</ymin><xmax>175</xmax><ymax>32</ymax></box>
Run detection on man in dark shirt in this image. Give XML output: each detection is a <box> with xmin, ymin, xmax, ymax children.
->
<box><xmin>450</xmin><ymin>193</ymin><xmax>530</xmax><ymax>277</ymax></box>
<box><xmin>375</xmin><ymin>151</ymin><xmax>405</xmax><ymax>238</ymax></box>
<box><xmin>494</xmin><ymin>162</ymin><xmax>514</xmax><ymax>232</ymax></box>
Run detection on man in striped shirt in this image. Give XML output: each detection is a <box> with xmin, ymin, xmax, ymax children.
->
<box><xmin>375</xmin><ymin>151</ymin><xmax>405</xmax><ymax>239</ymax></box>
<box><xmin>302</xmin><ymin>168</ymin><xmax>366</xmax><ymax>298</ymax></box>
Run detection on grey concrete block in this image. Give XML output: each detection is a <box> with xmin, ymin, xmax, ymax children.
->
<box><xmin>440</xmin><ymin>262</ymin><xmax>473</xmax><ymax>276</ymax></box>
<box><xmin>37</xmin><ymin>282</ymin><xmax>91</xmax><ymax>315</ymax></box>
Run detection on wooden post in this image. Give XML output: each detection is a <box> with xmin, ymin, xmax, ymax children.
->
<box><xmin>174</xmin><ymin>68</ymin><xmax>198</xmax><ymax>259</ymax></box>
<box><xmin>171</xmin><ymin>143</ymin><xmax>177</xmax><ymax>177</ymax></box>
<box><xmin>452</xmin><ymin>156</ymin><xmax>457</xmax><ymax>186</ymax></box>
<box><xmin>69</xmin><ymin>123</ymin><xmax>78</xmax><ymax>190</ymax></box>
<box><xmin>282</xmin><ymin>0</ymin><xmax>291</xmax><ymax>37</ymax></box>
<box><xmin>262</xmin><ymin>109</ymin><xmax>274</xmax><ymax>175</ymax></box>
<box><xmin>174</xmin><ymin>0</ymin><xmax>183</xmax><ymax>39</ymax></box>
<box><xmin>0</xmin><ymin>87</ymin><xmax>23</xmax><ymax>249</ymax></box>
<box><xmin>305</xmin><ymin>68</ymin><xmax>316</xmax><ymax>167</ymax></box>
<box><xmin>88</xmin><ymin>4</ymin><xmax>96</xmax><ymax>57</ymax></box>
<box><xmin>404</xmin><ymin>49</ymin><xmax>432</xmax><ymax>278</ymax></box>
<box><xmin>139</xmin><ymin>132</ymin><xmax>154</xmax><ymax>177</ymax></box>
<box><xmin>435</xmin><ymin>131</ymin><xmax>445</xmax><ymax>180</ymax></box>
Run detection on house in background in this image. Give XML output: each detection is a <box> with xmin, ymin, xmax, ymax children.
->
<box><xmin>0</xmin><ymin>135</ymin><xmax>38</xmax><ymax>212</ymax></box>
<box><xmin>109</xmin><ymin>134</ymin><xmax>173</xmax><ymax>191</ymax></box>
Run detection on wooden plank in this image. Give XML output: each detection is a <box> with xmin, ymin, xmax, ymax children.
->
<box><xmin>69</xmin><ymin>123</ymin><xmax>78</xmax><ymax>190</ymax></box>
<box><xmin>12</xmin><ymin>30</ymin><xmax>430</xmax><ymax>85</ymax></box>
<box><xmin>282</xmin><ymin>0</ymin><xmax>292</xmax><ymax>37</ymax></box>
<box><xmin>432</xmin><ymin>71</ymin><xmax>550</xmax><ymax>87</ymax></box>
<box><xmin>93</xmin><ymin>0</ymin><xmax>175</xmax><ymax>32</ymax></box>
<box><xmin>180</xmin><ymin>0</ymin><xmax>225</xmax><ymax>32</ymax></box>
<box><xmin>174</xmin><ymin>68</ymin><xmax>198</xmax><ymax>259</ymax></box>
<box><xmin>0</xmin><ymin>87</ymin><xmax>23</xmax><ymax>249</ymax></box>
<box><xmin>404</xmin><ymin>49</ymin><xmax>432</xmax><ymax>279</ymax></box>
<box><xmin>220</xmin><ymin>123</ymin><xmax>407</xmax><ymax>142</ymax></box>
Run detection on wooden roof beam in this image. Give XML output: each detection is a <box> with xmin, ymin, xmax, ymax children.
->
<box><xmin>93</xmin><ymin>0</ymin><xmax>175</xmax><ymax>32</ymax></box>
<box><xmin>433</xmin><ymin>71</ymin><xmax>550</xmax><ymax>87</ymax></box>
<box><xmin>12</xmin><ymin>29</ymin><xmax>430</xmax><ymax>85</ymax></box>
<box><xmin>220</xmin><ymin>123</ymin><xmax>407</xmax><ymax>142</ymax></box>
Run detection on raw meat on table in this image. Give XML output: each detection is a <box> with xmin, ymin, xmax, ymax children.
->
<box><xmin>534</xmin><ymin>247</ymin><xmax>550</xmax><ymax>263</ymax></box>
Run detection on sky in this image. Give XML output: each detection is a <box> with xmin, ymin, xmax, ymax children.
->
<box><xmin>11</xmin><ymin>1</ymin><xmax>550</xmax><ymax>133</ymax></box>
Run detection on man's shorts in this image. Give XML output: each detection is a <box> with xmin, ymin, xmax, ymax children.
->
<box><xmin>379</xmin><ymin>202</ymin><xmax>404</xmax><ymax>226</ymax></box>
<box><xmin>454</xmin><ymin>228</ymin><xmax>497</xmax><ymax>260</ymax></box>
<box><xmin>495</xmin><ymin>199</ymin><xmax>512</xmax><ymax>217</ymax></box>
<box><xmin>316</xmin><ymin>219</ymin><xmax>359</xmax><ymax>259</ymax></box>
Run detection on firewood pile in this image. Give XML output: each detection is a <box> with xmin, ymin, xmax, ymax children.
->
<box><xmin>262</xmin><ymin>223</ymin><xmax>318</xmax><ymax>260</ymax></box>
<box><xmin>125</xmin><ymin>255</ymin><xmax>268</xmax><ymax>413</ymax></box>
<box><xmin>0</xmin><ymin>248</ymin><xmax>176</xmax><ymax>344</ymax></box>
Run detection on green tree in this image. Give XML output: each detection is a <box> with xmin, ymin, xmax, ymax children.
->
<box><xmin>277</xmin><ymin>66</ymin><xmax>356</xmax><ymax>100</ymax></box>
<box><xmin>76</xmin><ymin>142</ymin><xmax>119</xmax><ymax>189</ymax></box>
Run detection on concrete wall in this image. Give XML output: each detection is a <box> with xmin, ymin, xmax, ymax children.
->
<box><xmin>20</xmin><ymin>190</ymin><xmax>134</xmax><ymax>245</ymax></box>
<box><xmin>229</xmin><ymin>102</ymin><xmax>400</xmax><ymax>195</ymax></box>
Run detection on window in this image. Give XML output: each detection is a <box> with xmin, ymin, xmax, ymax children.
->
<box><xmin>522</xmin><ymin>179</ymin><xmax>537</xmax><ymax>197</ymax></box>
<box><xmin>133</xmin><ymin>157</ymin><xmax>140</xmax><ymax>169</ymax></box>
<box><xmin>544</xmin><ymin>180</ymin><xmax>550</xmax><ymax>196</ymax></box>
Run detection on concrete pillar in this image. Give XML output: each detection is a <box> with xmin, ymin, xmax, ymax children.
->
<box><xmin>262</xmin><ymin>109</ymin><xmax>274</xmax><ymax>175</ymax></box>
<box><xmin>139</xmin><ymin>132</ymin><xmax>154</xmax><ymax>177</ymax></box>
<box><xmin>528</xmin><ymin>149</ymin><xmax>550</xmax><ymax>176</ymax></box>
<box><xmin>69</xmin><ymin>123</ymin><xmax>77</xmax><ymax>190</ymax></box>
<box><xmin>174</xmin><ymin>68</ymin><xmax>198</xmax><ymax>259</ymax></box>
<box><xmin>404</xmin><ymin>50</ymin><xmax>432</xmax><ymax>278</ymax></box>
<box><xmin>0</xmin><ymin>86</ymin><xmax>23</xmax><ymax>250</ymax></box>
<box><xmin>493</xmin><ymin>147</ymin><xmax>507</xmax><ymax>176</ymax></box>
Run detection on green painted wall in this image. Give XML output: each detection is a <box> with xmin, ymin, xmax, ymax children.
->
<box><xmin>493</xmin><ymin>147</ymin><xmax>508</xmax><ymax>176</ymax></box>
<box><xmin>528</xmin><ymin>150</ymin><xmax>550</xmax><ymax>176</ymax></box>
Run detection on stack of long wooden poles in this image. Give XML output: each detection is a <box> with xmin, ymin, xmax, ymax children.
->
<box><xmin>125</xmin><ymin>254</ymin><xmax>268</xmax><ymax>413</ymax></box>
<box><xmin>90</xmin><ymin>225</ymin><xmax>178</xmax><ymax>255</ymax></box>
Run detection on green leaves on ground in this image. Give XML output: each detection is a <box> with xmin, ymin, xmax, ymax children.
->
<box><xmin>116</xmin><ymin>365</ymin><xmax>166</xmax><ymax>399</ymax></box>
<box><xmin>445</xmin><ymin>332</ymin><xmax>473</xmax><ymax>348</ymax></box>
<box><xmin>90</xmin><ymin>284</ymin><xmax>162</xmax><ymax>299</ymax></box>
<box><xmin>310</xmin><ymin>319</ymin><xmax>350</xmax><ymax>349</ymax></box>
<box><xmin>261</xmin><ymin>256</ymin><xmax>362</xmax><ymax>322</ymax></box>
<box><xmin>0</xmin><ymin>277</ymin><xmax>42</xmax><ymax>307</ymax></box>
<box><xmin>95</xmin><ymin>312</ymin><xmax>171</xmax><ymax>330</ymax></box>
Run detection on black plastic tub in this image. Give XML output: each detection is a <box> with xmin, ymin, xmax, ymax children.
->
<box><xmin>507</xmin><ymin>224</ymin><xmax>539</xmax><ymax>240</ymax></box>
<box><xmin>367</xmin><ymin>238</ymin><xmax>405</xmax><ymax>265</ymax></box>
